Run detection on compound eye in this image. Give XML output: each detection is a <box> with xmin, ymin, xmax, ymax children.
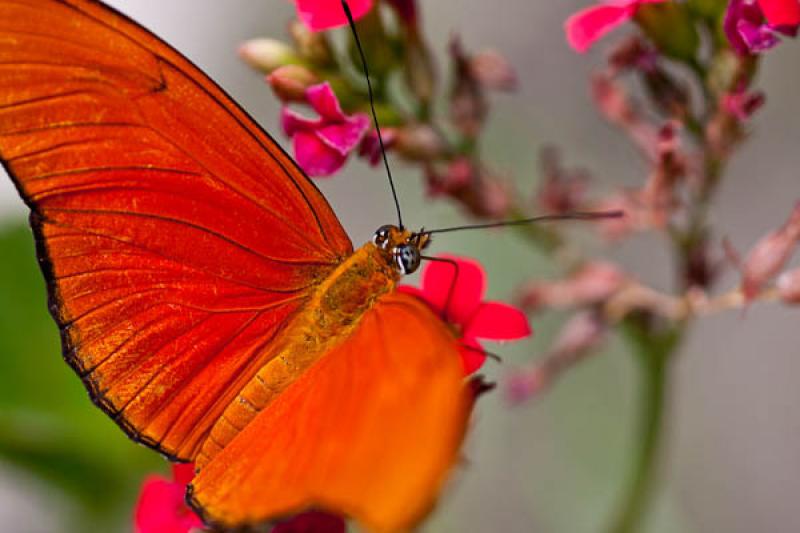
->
<box><xmin>372</xmin><ymin>225</ymin><xmax>394</xmax><ymax>250</ymax></box>
<box><xmin>392</xmin><ymin>244</ymin><xmax>421</xmax><ymax>275</ymax></box>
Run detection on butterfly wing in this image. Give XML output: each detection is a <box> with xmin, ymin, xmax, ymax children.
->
<box><xmin>0</xmin><ymin>0</ymin><xmax>352</xmax><ymax>460</ymax></box>
<box><xmin>189</xmin><ymin>291</ymin><xmax>473</xmax><ymax>533</ymax></box>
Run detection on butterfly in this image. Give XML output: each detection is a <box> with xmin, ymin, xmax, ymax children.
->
<box><xmin>0</xmin><ymin>1</ymin><xmax>474</xmax><ymax>531</ymax></box>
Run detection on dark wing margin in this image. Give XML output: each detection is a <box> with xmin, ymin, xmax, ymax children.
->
<box><xmin>0</xmin><ymin>0</ymin><xmax>353</xmax><ymax>460</ymax></box>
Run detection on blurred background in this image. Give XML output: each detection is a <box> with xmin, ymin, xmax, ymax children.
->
<box><xmin>1</xmin><ymin>1</ymin><xmax>799</xmax><ymax>532</ymax></box>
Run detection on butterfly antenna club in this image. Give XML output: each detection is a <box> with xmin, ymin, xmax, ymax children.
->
<box><xmin>341</xmin><ymin>0</ymin><xmax>404</xmax><ymax>230</ymax></box>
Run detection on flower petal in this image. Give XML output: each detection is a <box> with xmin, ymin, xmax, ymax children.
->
<box><xmin>565</xmin><ymin>2</ymin><xmax>637</xmax><ymax>53</ymax></box>
<box><xmin>758</xmin><ymin>0</ymin><xmax>800</xmax><ymax>27</ymax></box>
<box><xmin>467</xmin><ymin>301</ymin><xmax>532</xmax><ymax>341</ymax></box>
<box><xmin>421</xmin><ymin>255</ymin><xmax>486</xmax><ymax>325</ymax></box>
<box><xmin>305</xmin><ymin>82</ymin><xmax>347</xmax><ymax>121</ymax></box>
<box><xmin>315</xmin><ymin>113</ymin><xmax>371</xmax><ymax>156</ymax></box>
<box><xmin>281</xmin><ymin>106</ymin><xmax>320</xmax><ymax>137</ymax></box>
<box><xmin>292</xmin><ymin>131</ymin><xmax>346</xmax><ymax>177</ymax></box>
<box><xmin>171</xmin><ymin>463</ymin><xmax>195</xmax><ymax>486</ymax></box>
<box><xmin>296</xmin><ymin>0</ymin><xmax>373</xmax><ymax>32</ymax></box>
<box><xmin>133</xmin><ymin>476</ymin><xmax>202</xmax><ymax>533</ymax></box>
<box><xmin>565</xmin><ymin>0</ymin><xmax>670</xmax><ymax>53</ymax></box>
<box><xmin>459</xmin><ymin>336</ymin><xmax>487</xmax><ymax>375</ymax></box>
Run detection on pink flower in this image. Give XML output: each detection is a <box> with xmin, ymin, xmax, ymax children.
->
<box><xmin>399</xmin><ymin>255</ymin><xmax>532</xmax><ymax>374</ymax></box>
<box><xmin>739</xmin><ymin>202</ymin><xmax>800</xmax><ymax>300</ymax></box>
<box><xmin>724</xmin><ymin>0</ymin><xmax>799</xmax><ymax>55</ymax></box>
<box><xmin>294</xmin><ymin>0</ymin><xmax>373</xmax><ymax>32</ymax></box>
<box><xmin>565</xmin><ymin>0</ymin><xmax>670</xmax><ymax>53</ymax></box>
<box><xmin>272</xmin><ymin>510</ymin><xmax>347</xmax><ymax>532</ymax></box>
<box><xmin>134</xmin><ymin>464</ymin><xmax>346</xmax><ymax>533</ymax></box>
<box><xmin>282</xmin><ymin>82</ymin><xmax>370</xmax><ymax>177</ymax></box>
<box><xmin>758</xmin><ymin>0</ymin><xmax>800</xmax><ymax>27</ymax></box>
<box><xmin>134</xmin><ymin>464</ymin><xmax>203</xmax><ymax>533</ymax></box>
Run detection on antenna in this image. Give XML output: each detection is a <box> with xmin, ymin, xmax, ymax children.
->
<box><xmin>341</xmin><ymin>0</ymin><xmax>404</xmax><ymax>230</ymax></box>
<box><xmin>422</xmin><ymin>211</ymin><xmax>624</xmax><ymax>236</ymax></box>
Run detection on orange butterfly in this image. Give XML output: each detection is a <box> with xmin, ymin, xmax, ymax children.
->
<box><xmin>0</xmin><ymin>1</ymin><xmax>473</xmax><ymax>531</ymax></box>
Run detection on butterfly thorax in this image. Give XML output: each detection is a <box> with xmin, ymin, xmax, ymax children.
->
<box><xmin>196</xmin><ymin>241</ymin><xmax>402</xmax><ymax>468</ymax></box>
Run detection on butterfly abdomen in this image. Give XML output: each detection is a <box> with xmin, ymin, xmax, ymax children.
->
<box><xmin>196</xmin><ymin>242</ymin><xmax>399</xmax><ymax>468</ymax></box>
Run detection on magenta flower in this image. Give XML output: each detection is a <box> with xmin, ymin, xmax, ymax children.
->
<box><xmin>758</xmin><ymin>0</ymin><xmax>800</xmax><ymax>27</ymax></box>
<box><xmin>282</xmin><ymin>82</ymin><xmax>370</xmax><ymax>177</ymax></box>
<box><xmin>565</xmin><ymin>0</ymin><xmax>670</xmax><ymax>53</ymax></box>
<box><xmin>725</xmin><ymin>0</ymin><xmax>799</xmax><ymax>55</ymax></box>
<box><xmin>400</xmin><ymin>255</ymin><xmax>532</xmax><ymax>374</ymax></box>
<box><xmin>134</xmin><ymin>463</ymin><xmax>203</xmax><ymax>533</ymax></box>
<box><xmin>134</xmin><ymin>463</ymin><xmax>346</xmax><ymax>533</ymax></box>
<box><xmin>294</xmin><ymin>0</ymin><xmax>373</xmax><ymax>32</ymax></box>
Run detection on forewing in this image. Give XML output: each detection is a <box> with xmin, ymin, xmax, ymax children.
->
<box><xmin>189</xmin><ymin>292</ymin><xmax>473</xmax><ymax>533</ymax></box>
<box><xmin>0</xmin><ymin>0</ymin><xmax>353</xmax><ymax>460</ymax></box>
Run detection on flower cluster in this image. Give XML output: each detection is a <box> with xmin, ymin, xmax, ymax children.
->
<box><xmin>133</xmin><ymin>463</ymin><xmax>346</xmax><ymax>533</ymax></box>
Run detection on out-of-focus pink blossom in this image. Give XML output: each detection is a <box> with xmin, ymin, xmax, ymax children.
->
<box><xmin>758</xmin><ymin>0</ymin><xmax>800</xmax><ymax>27</ymax></box>
<box><xmin>740</xmin><ymin>202</ymin><xmax>800</xmax><ymax>299</ymax></box>
<box><xmin>469</xmin><ymin>50</ymin><xmax>519</xmax><ymax>91</ymax></box>
<box><xmin>295</xmin><ymin>0</ymin><xmax>373</xmax><ymax>32</ymax></box>
<box><xmin>425</xmin><ymin>159</ymin><xmax>513</xmax><ymax>219</ymax></box>
<box><xmin>777</xmin><ymin>268</ymin><xmax>800</xmax><ymax>304</ymax></box>
<box><xmin>722</xmin><ymin>86</ymin><xmax>766</xmax><ymax>121</ymax></box>
<box><xmin>134</xmin><ymin>464</ymin><xmax>203</xmax><ymax>533</ymax></box>
<box><xmin>592</xmin><ymin>73</ymin><xmax>660</xmax><ymax>159</ymax></box>
<box><xmin>358</xmin><ymin>128</ymin><xmax>398</xmax><ymax>166</ymax></box>
<box><xmin>725</xmin><ymin>0</ymin><xmax>799</xmax><ymax>55</ymax></box>
<box><xmin>518</xmin><ymin>261</ymin><xmax>628</xmax><ymax>312</ymax></box>
<box><xmin>507</xmin><ymin>312</ymin><xmax>606</xmax><ymax>404</ymax></box>
<box><xmin>282</xmin><ymin>82</ymin><xmax>370</xmax><ymax>177</ymax></box>
<box><xmin>537</xmin><ymin>147</ymin><xmax>589</xmax><ymax>214</ymax></box>
<box><xmin>565</xmin><ymin>0</ymin><xmax>670</xmax><ymax>53</ymax></box>
<box><xmin>400</xmin><ymin>255</ymin><xmax>532</xmax><ymax>374</ymax></box>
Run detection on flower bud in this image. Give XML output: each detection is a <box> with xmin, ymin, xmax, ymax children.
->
<box><xmin>288</xmin><ymin>20</ymin><xmax>335</xmax><ymax>67</ymax></box>
<box><xmin>741</xmin><ymin>202</ymin><xmax>800</xmax><ymax>299</ymax></box>
<box><xmin>506</xmin><ymin>312</ymin><xmax>606</xmax><ymax>404</ymax></box>
<box><xmin>393</xmin><ymin>124</ymin><xmax>446</xmax><ymax>161</ymax></box>
<box><xmin>239</xmin><ymin>38</ymin><xmax>299</xmax><ymax>73</ymax></box>
<box><xmin>266</xmin><ymin>65</ymin><xmax>320</xmax><ymax>103</ymax></box>
<box><xmin>518</xmin><ymin>261</ymin><xmax>627</xmax><ymax>312</ymax></box>
<box><xmin>469</xmin><ymin>50</ymin><xmax>518</xmax><ymax>91</ymax></box>
<box><xmin>722</xmin><ymin>87</ymin><xmax>765</xmax><ymax>121</ymax></box>
<box><xmin>777</xmin><ymin>268</ymin><xmax>800</xmax><ymax>305</ymax></box>
<box><xmin>536</xmin><ymin>147</ymin><xmax>588</xmax><ymax>214</ymax></box>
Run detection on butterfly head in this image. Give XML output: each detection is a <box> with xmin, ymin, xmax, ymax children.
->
<box><xmin>372</xmin><ymin>225</ymin><xmax>431</xmax><ymax>276</ymax></box>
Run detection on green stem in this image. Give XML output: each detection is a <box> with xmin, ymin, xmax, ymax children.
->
<box><xmin>608</xmin><ymin>319</ymin><xmax>683</xmax><ymax>533</ymax></box>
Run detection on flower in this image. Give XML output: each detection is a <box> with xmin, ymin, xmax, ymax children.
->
<box><xmin>518</xmin><ymin>261</ymin><xmax>628</xmax><ymax>312</ymax></box>
<box><xmin>134</xmin><ymin>464</ymin><xmax>346</xmax><ymax>533</ymax></box>
<box><xmin>758</xmin><ymin>0</ymin><xmax>800</xmax><ymax>27</ymax></box>
<box><xmin>724</xmin><ymin>0</ymin><xmax>799</xmax><ymax>55</ymax></box>
<box><xmin>271</xmin><ymin>510</ymin><xmax>347</xmax><ymax>532</ymax></box>
<box><xmin>295</xmin><ymin>0</ymin><xmax>373</xmax><ymax>32</ymax></box>
<box><xmin>399</xmin><ymin>255</ymin><xmax>532</xmax><ymax>374</ymax></box>
<box><xmin>565</xmin><ymin>0</ymin><xmax>670</xmax><ymax>53</ymax></box>
<box><xmin>282</xmin><ymin>82</ymin><xmax>370</xmax><ymax>177</ymax></box>
<box><xmin>134</xmin><ymin>463</ymin><xmax>203</xmax><ymax>533</ymax></box>
<box><xmin>738</xmin><ymin>202</ymin><xmax>800</xmax><ymax>300</ymax></box>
